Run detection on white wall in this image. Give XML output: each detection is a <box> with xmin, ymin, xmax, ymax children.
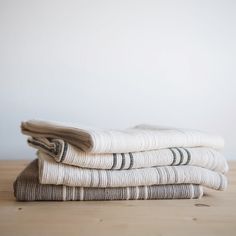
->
<box><xmin>0</xmin><ymin>0</ymin><xmax>235</xmax><ymax>160</ymax></box>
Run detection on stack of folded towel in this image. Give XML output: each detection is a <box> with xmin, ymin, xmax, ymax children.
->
<box><xmin>14</xmin><ymin>120</ymin><xmax>228</xmax><ymax>201</ymax></box>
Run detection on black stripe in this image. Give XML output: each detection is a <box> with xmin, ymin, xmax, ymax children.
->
<box><xmin>175</xmin><ymin>147</ymin><xmax>184</xmax><ymax>165</ymax></box>
<box><xmin>120</xmin><ymin>153</ymin><xmax>126</xmax><ymax>170</ymax></box>
<box><xmin>128</xmin><ymin>153</ymin><xmax>134</xmax><ymax>169</ymax></box>
<box><xmin>60</xmin><ymin>142</ymin><xmax>68</xmax><ymax>163</ymax></box>
<box><xmin>182</xmin><ymin>148</ymin><xmax>191</xmax><ymax>165</ymax></box>
<box><xmin>54</xmin><ymin>141</ymin><xmax>61</xmax><ymax>155</ymax></box>
<box><xmin>156</xmin><ymin>167</ymin><xmax>162</xmax><ymax>184</ymax></box>
<box><xmin>169</xmin><ymin>148</ymin><xmax>176</xmax><ymax>165</ymax></box>
<box><xmin>111</xmin><ymin>154</ymin><xmax>117</xmax><ymax>169</ymax></box>
<box><xmin>97</xmin><ymin>170</ymin><xmax>100</xmax><ymax>188</ymax></box>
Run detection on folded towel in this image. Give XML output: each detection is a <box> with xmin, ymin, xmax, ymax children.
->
<box><xmin>38</xmin><ymin>152</ymin><xmax>227</xmax><ymax>190</ymax></box>
<box><xmin>14</xmin><ymin>160</ymin><xmax>203</xmax><ymax>201</ymax></box>
<box><xmin>21</xmin><ymin>120</ymin><xmax>224</xmax><ymax>153</ymax></box>
<box><xmin>28</xmin><ymin>137</ymin><xmax>228</xmax><ymax>173</ymax></box>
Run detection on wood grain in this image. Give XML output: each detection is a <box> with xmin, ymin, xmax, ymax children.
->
<box><xmin>0</xmin><ymin>160</ymin><xmax>235</xmax><ymax>236</ymax></box>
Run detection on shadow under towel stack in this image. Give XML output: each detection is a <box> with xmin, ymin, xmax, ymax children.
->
<box><xmin>14</xmin><ymin>120</ymin><xmax>228</xmax><ymax>201</ymax></box>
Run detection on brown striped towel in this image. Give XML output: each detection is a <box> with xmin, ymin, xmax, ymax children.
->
<box><xmin>21</xmin><ymin>120</ymin><xmax>224</xmax><ymax>153</ymax></box>
<box><xmin>14</xmin><ymin>160</ymin><xmax>203</xmax><ymax>201</ymax></box>
<box><xmin>38</xmin><ymin>152</ymin><xmax>227</xmax><ymax>190</ymax></box>
<box><xmin>27</xmin><ymin>136</ymin><xmax>228</xmax><ymax>173</ymax></box>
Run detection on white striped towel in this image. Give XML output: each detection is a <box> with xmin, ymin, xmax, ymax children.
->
<box><xmin>21</xmin><ymin>120</ymin><xmax>224</xmax><ymax>153</ymax></box>
<box><xmin>38</xmin><ymin>152</ymin><xmax>227</xmax><ymax>190</ymax></box>
<box><xmin>28</xmin><ymin>137</ymin><xmax>228</xmax><ymax>173</ymax></box>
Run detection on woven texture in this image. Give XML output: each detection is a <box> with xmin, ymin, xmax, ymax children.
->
<box><xmin>28</xmin><ymin>137</ymin><xmax>228</xmax><ymax>173</ymax></box>
<box><xmin>38</xmin><ymin>152</ymin><xmax>227</xmax><ymax>190</ymax></box>
<box><xmin>14</xmin><ymin>160</ymin><xmax>203</xmax><ymax>201</ymax></box>
<box><xmin>21</xmin><ymin>120</ymin><xmax>224</xmax><ymax>153</ymax></box>
<box><xmin>15</xmin><ymin>120</ymin><xmax>228</xmax><ymax>202</ymax></box>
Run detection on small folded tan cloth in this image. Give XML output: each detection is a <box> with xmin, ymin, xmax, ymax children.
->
<box><xmin>21</xmin><ymin>120</ymin><xmax>224</xmax><ymax>153</ymax></box>
<box><xmin>14</xmin><ymin>160</ymin><xmax>204</xmax><ymax>201</ymax></box>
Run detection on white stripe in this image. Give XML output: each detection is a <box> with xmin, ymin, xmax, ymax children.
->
<box><xmin>79</xmin><ymin>187</ymin><xmax>84</xmax><ymax>201</ymax></box>
<box><xmin>144</xmin><ymin>186</ymin><xmax>148</xmax><ymax>200</ymax></box>
<box><xmin>72</xmin><ymin>187</ymin><xmax>75</xmax><ymax>200</ymax></box>
<box><xmin>126</xmin><ymin>187</ymin><xmax>130</xmax><ymax>200</ymax></box>
<box><xmin>135</xmin><ymin>186</ymin><xmax>139</xmax><ymax>200</ymax></box>
<box><xmin>62</xmin><ymin>186</ymin><xmax>67</xmax><ymax>201</ymax></box>
<box><xmin>190</xmin><ymin>184</ymin><xmax>194</xmax><ymax>199</ymax></box>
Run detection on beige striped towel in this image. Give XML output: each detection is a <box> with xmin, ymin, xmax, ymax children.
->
<box><xmin>38</xmin><ymin>152</ymin><xmax>227</xmax><ymax>190</ymax></box>
<box><xmin>14</xmin><ymin>159</ymin><xmax>203</xmax><ymax>201</ymax></box>
<box><xmin>28</xmin><ymin>137</ymin><xmax>228</xmax><ymax>173</ymax></box>
<box><xmin>21</xmin><ymin>120</ymin><xmax>224</xmax><ymax>153</ymax></box>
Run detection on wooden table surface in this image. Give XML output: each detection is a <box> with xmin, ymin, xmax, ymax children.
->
<box><xmin>0</xmin><ymin>160</ymin><xmax>235</xmax><ymax>236</ymax></box>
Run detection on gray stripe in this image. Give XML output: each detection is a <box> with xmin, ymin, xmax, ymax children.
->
<box><xmin>147</xmin><ymin>186</ymin><xmax>151</xmax><ymax>199</ymax></box>
<box><xmin>111</xmin><ymin>154</ymin><xmax>117</xmax><ymax>170</ymax></box>
<box><xmin>175</xmin><ymin>147</ymin><xmax>184</xmax><ymax>165</ymax></box>
<box><xmin>128</xmin><ymin>153</ymin><xmax>134</xmax><ymax>169</ymax></box>
<box><xmin>120</xmin><ymin>153</ymin><xmax>126</xmax><ymax>170</ymax></box>
<box><xmin>137</xmin><ymin>186</ymin><xmax>143</xmax><ymax>199</ymax></box>
<box><xmin>90</xmin><ymin>171</ymin><xmax>94</xmax><ymax>187</ymax></box>
<box><xmin>172</xmin><ymin>166</ymin><xmax>178</xmax><ymax>183</ymax></box>
<box><xmin>164</xmin><ymin>166</ymin><xmax>170</xmax><ymax>183</ymax></box>
<box><xmin>169</xmin><ymin>148</ymin><xmax>177</xmax><ymax>165</ymax></box>
<box><xmin>97</xmin><ymin>170</ymin><xmax>100</xmax><ymax>188</ymax></box>
<box><xmin>106</xmin><ymin>170</ymin><xmax>111</xmax><ymax>187</ymax></box>
<box><xmin>156</xmin><ymin>167</ymin><xmax>162</xmax><ymax>184</ymax></box>
<box><xmin>28</xmin><ymin>139</ymin><xmax>59</xmax><ymax>155</ymax></box>
<box><xmin>192</xmin><ymin>184</ymin><xmax>197</xmax><ymax>197</ymax></box>
<box><xmin>148</xmin><ymin>185</ymin><xmax>152</xmax><ymax>199</ymax></box>
<box><xmin>182</xmin><ymin>147</ymin><xmax>191</xmax><ymax>165</ymax></box>
<box><xmin>60</xmin><ymin>142</ymin><xmax>68</xmax><ymax>163</ymax></box>
<box><xmin>218</xmin><ymin>174</ymin><xmax>223</xmax><ymax>190</ymax></box>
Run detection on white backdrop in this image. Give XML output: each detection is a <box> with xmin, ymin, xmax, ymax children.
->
<box><xmin>0</xmin><ymin>0</ymin><xmax>235</xmax><ymax>160</ymax></box>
